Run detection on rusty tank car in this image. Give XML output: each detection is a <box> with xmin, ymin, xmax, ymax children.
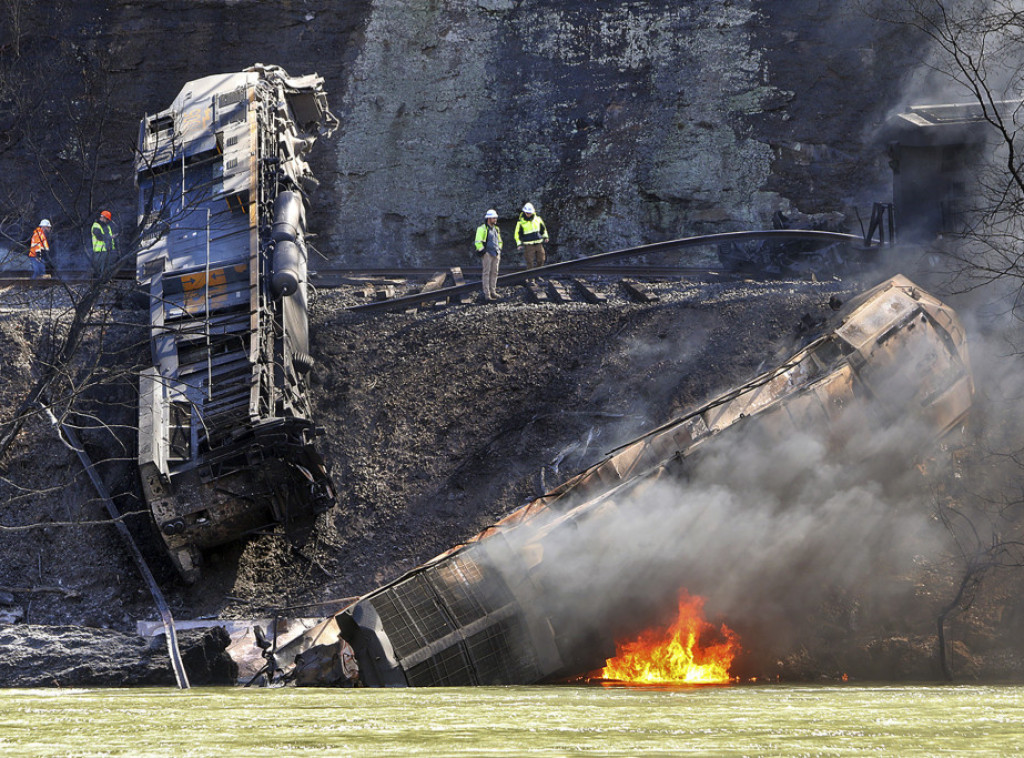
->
<box><xmin>135</xmin><ymin>65</ymin><xmax>338</xmax><ymax>582</ymax></box>
<box><xmin>263</xmin><ymin>274</ymin><xmax>973</xmax><ymax>687</ymax></box>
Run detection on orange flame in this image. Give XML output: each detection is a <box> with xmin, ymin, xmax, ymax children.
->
<box><xmin>600</xmin><ymin>591</ymin><xmax>739</xmax><ymax>685</ymax></box>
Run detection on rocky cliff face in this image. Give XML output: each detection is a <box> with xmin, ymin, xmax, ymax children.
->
<box><xmin>3</xmin><ymin>0</ymin><xmax>923</xmax><ymax>268</ymax></box>
<box><xmin>327</xmin><ymin>0</ymin><xmax>917</xmax><ymax>264</ymax></box>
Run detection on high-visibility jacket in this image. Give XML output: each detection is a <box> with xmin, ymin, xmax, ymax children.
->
<box><xmin>475</xmin><ymin>223</ymin><xmax>502</xmax><ymax>255</ymax></box>
<box><xmin>29</xmin><ymin>227</ymin><xmax>49</xmax><ymax>257</ymax></box>
<box><xmin>91</xmin><ymin>220</ymin><xmax>115</xmax><ymax>254</ymax></box>
<box><xmin>514</xmin><ymin>214</ymin><xmax>548</xmax><ymax>246</ymax></box>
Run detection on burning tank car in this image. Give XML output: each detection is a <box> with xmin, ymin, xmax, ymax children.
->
<box><xmin>264</xmin><ymin>274</ymin><xmax>973</xmax><ymax>687</ymax></box>
<box><xmin>135</xmin><ymin>64</ymin><xmax>338</xmax><ymax>583</ymax></box>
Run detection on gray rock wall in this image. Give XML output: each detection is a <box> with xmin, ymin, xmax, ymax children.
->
<box><xmin>325</xmin><ymin>0</ymin><xmax>923</xmax><ymax>265</ymax></box>
<box><xmin>332</xmin><ymin>0</ymin><xmax>782</xmax><ymax>264</ymax></box>
<box><xmin>3</xmin><ymin>0</ymin><xmax>927</xmax><ymax>267</ymax></box>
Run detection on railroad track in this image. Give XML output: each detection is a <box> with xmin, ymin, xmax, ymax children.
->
<box><xmin>0</xmin><ymin>264</ymin><xmax>727</xmax><ymax>288</ymax></box>
<box><xmin>0</xmin><ymin>265</ymin><xmax>734</xmax><ymax>315</ymax></box>
<box><xmin>0</xmin><ymin>230</ymin><xmax>869</xmax><ymax>316</ymax></box>
<box><xmin>309</xmin><ymin>265</ymin><xmax>736</xmax><ymax>291</ymax></box>
<box><xmin>344</xmin><ymin>230</ymin><xmax>863</xmax><ymax>314</ymax></box>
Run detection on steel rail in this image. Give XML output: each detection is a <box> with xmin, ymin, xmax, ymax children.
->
<box><xmin>345</xmin><ymin>229</ymin><xmax>864</xmax><ymax>314</ymax></box>
<box><xmin>311</xmin><ymin>264</ymin><xmax>731</xmax><ymax>281</ymax></box>
<box><xmin>0</xmin><ymin>229</ymin><xmax>864</xmax><ymax>297</ymax></box>
<box><xmin>0</xmin><ymin>265</ymin><xmax>718</xmax><ymax>287</ymax></box>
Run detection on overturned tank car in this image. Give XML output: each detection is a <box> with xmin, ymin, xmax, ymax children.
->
<box><xmin>267</xmin><ymin>275</ymin><xmax>972</xmax><ymax>687</ymax></box>
<box><xmin>135</xmin><ymin>65</ymin><xmax>339</xmax><ymax>582</ymax></box>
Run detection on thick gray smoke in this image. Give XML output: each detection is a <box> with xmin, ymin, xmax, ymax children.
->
<box><xmin>457</xmin><ymin>1</ymin><xmax>1024</xmax><ymax>678</ymax></box>
<box><xmin>474</xmin><ymin>262</ymin><xmax>1024</xmax><ymax>679</ymax></box>
<box><xmin>483</xmin><ymin>334</ymin><xmax>958</xmax><ymax>672</ymax></box>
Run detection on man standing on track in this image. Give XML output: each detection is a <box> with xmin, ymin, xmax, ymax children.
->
<box><xmin>514</xmin><ymin>202</ymin><xmax>549</xmax><ymax>269</ymax></box>
<box><xmin>474</xmin><ymin>209</ymin><xmax>502</xmax><ymax>301</ymax></box>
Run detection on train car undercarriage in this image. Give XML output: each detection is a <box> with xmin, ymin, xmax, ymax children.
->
<box><xmin>135</xmin><ymin>65</ymin><xmax>338</xmax><ymax>582</ymax></box>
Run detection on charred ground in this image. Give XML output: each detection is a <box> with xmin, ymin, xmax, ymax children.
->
<box><xmin>1</xmin><ymin>269</ymin><xmax>1023</xmax><ymax>686</ymax></box>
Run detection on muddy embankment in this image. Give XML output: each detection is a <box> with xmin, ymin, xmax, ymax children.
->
<box><xmin>3</xmin><ymin>267</ymin><xmax>1024</xmax><ymax>687</ymax></box>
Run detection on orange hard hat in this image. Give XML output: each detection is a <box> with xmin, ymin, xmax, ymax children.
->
<box><xmin>100</xmin><ymin>210</ymin><xmax>112</xmax><ymax>221</ymax></box>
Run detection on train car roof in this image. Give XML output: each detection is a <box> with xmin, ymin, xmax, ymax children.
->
<box><xmin>882</xmin><ymin>100</ymin><xmax>1024</xmax><ymax>147</ymax></box>
<box><xmin>167</xmin><ymin>72</ymin><xmax>256</xmax><ymax>114</ymax></box>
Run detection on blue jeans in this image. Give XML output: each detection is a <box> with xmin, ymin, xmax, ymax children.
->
<box><xmin>30</xmin><ymin>256</ymin><xmax>45</xmax><ymax>279</ymax></box>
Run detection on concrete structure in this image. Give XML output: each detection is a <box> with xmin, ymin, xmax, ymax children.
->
<box><xmin>883</xmin><ymin>101</ymin><xmax>1021</xmax><ymax>242</ymax></box>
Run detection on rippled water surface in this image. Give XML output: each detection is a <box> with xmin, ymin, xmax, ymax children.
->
<box><xmin>1</xmin><ymin>684</ymin><xmax>1022</xmax><ymax>757</ymax></box>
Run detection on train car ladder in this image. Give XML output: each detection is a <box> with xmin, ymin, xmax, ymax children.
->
<box><xmin>205</xmin><ymin>208</ymin><xmax>213</xmax><ymax>402</ymax></box>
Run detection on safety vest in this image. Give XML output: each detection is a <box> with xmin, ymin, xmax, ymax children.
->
<box><xmin>29</xmin><ymin>227</ymin><xmax>48</xmax><ymax>257</ymax></box>
<box><xmin>475</xmin><ymin>223</ymin><xmax>502</xmax><ymax>254</ymax></box>
<box><xmin>91</xmin><ymin>220</ymin><xmax>115</xmax><ymax>254</ymax></box>
<box><xmin>514</xmin><ymin>214</ymin><xmax>547</xmax><ymax>245</ymax></box>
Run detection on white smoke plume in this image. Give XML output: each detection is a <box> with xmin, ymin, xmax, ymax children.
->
<box><xmin>466</xmin><ymin>1</ymin><xmax>1024</xmax><ymax>678</ymax></box>
<box><xmin>479</xmin><ymin>317</ymin><xmax>963</xmax><ymax>675</ymax></box>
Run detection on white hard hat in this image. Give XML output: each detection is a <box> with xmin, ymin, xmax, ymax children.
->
<box><xmin>40</xmin><ymin>219</ymin><xmax>51</xmax><ymax>227</ymax></box>
<box><xmin>485</xmin><ymin>209</ymin><xmax>498</xmax><ymax>219</ymax></box>
<box><xmin>522</xmin><ymin>203</ymin><xmax>535</xmax><ymax>214</ymax></box>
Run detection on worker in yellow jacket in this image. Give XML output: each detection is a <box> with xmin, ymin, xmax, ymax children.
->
<box><xmin>90</xmin><ymin>210</ymin><xmax>116</xmax><ymax>276</ymax></box>
<box><xmin>514</xmin><ymin>202</ymin><xmax>549</xmax><ymax>268</ymax></box>
<box><xmin>474</xmin><ymin>209</ymin><xmax>502</xmax><ymax>301</ymax></box>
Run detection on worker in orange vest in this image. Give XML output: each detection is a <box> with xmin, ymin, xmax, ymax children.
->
<box><xmin>29</xmin><ymin>219</ymin><xmax>51</xmax><ymax>279</ymax></box>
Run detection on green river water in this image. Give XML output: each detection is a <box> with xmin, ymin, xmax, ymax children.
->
<box><xmin>0</xmin><ymin>684</ymin><xmax>1021</xmax><ymax>757</ymax></box>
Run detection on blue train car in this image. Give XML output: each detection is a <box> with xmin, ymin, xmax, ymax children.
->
<box><xmin>135</xmin><ymin>64</ymin><xmax>338</xmax><ymax>582</ymax></box>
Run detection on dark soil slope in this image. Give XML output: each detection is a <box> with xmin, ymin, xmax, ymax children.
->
<box><xmin>2</xmin><ymin>271</ymin><xmax>1023</xmax><ymax>685</ymax></box>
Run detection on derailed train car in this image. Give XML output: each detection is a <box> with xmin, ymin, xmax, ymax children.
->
<box><xmin>268</xmin><ymin>274</ymin><xmax>973</xmax><ymax>686</ymax></box>
<box><xmin>135</xmin><ymin>65</ymin><xmax>338</xmax><ymax>582</ymax></box>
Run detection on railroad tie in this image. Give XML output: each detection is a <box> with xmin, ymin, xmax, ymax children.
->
<box><xmin>448</xmin><ymin>267</ymin><xmax>473</xmax><ymax>305</ymax></box>
<box><xmin>572</xmin><ymin>278</ymin><xmax>606</xmax><ymax>304</ymax></box>
<box><xmin>405</xmin><ymin>271</ymin><xmax>448</xmax><ymax>314</ymax></box>
<box><xmin>547</xmin><ymin>279</ymin><xmax>573</xmax><ymax>303</ymax></box>
<box><xmin>524</xmin><ymin>280</ymin><xmax>549</xmax><ymax>303</ymax></box>
<box><xmin>621</xmin><ymin>279</ymin><xmax>660</xmax><ymax>303</ymax></box>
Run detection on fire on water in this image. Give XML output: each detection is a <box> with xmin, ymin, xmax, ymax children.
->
<box><xmin>600</xmin><ymin>591</ymin><xmax>739</xmax><ymax>685</ymax></box>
